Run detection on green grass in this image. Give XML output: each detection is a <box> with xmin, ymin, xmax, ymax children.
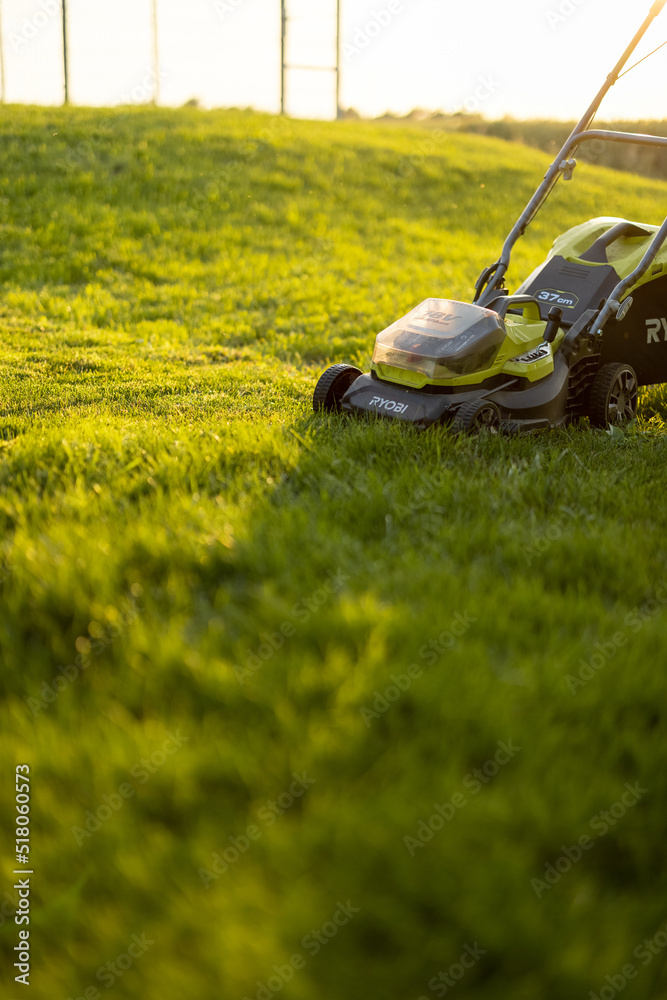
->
<box><xmin>421</xmin><ymin>116</ymin><xmax>667</xmax><ymax>182</ymax></box>
<box><xmin>1</xmin><ymin>105</ymin><xmax>667</xmax><ymax>1000</ymax></box>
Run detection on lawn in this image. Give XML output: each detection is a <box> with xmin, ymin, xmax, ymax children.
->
<box><xmin>1</xmin><ymin>105</ymin><xmax>667</xmax><ymax>1000</ymax></box>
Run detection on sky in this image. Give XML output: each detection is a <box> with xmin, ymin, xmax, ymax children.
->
<box><xmin>0</xmin><ymin>0</ymin><xmax>666</xmax><ymax>121</ymax></box>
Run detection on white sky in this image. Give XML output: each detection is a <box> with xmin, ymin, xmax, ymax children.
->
<box><xmin>1</xmin><ymin>0</ymin><xmax>666</xmax><ymax>120</ymax></box>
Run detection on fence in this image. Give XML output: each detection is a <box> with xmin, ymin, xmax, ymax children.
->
<box><xmin>0</xmin><ymin>0</ymin><xmax>342</xmax><ymax>118</ymax></box>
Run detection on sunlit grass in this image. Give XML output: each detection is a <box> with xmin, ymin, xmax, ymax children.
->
<box><xmin>1</xmin><ymin>106</ymin><xmax>667</xmax><ymax>1000</ymax></box>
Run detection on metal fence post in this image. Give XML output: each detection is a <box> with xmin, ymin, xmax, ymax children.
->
<box><xmin>152</xmin><ymin>0</ymin><xmax>159</xmax><ymax>104</ymax></box>
<box><xmin>280</xmin><ymin>0</ymin><xmax>286</xmax><ymax>114</ymax></box>
<box><xmin>0</xmin><ymin>0</ymin><xmax>5</xmax><ymax>104</ymax></box>
<box><xmin>336</xmin><ymin>0</ymin><xmax>341</xmax><ymax>118</ymax></box>
<box><xmin>62</xmin><ymin>0</ymin><xmax>69</xmax><ymax>104</ymax></box>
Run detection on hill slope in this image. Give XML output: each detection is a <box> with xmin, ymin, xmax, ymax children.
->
<box><xmin>1</xmin><ymin>107</ymin><xmax>667</xmax><ymax>1000</ymax></box>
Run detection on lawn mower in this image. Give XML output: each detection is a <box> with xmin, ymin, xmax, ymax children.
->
<box><xmin>313</xmin><ymin>0</ymin><xmax>667</xmax><ymax>431</ymax></box>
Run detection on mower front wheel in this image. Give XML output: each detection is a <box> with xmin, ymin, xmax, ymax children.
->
<box><xmin>312</xmin><ymin>364</ymin><xmax>362</xmax><ymax>413</ymax></box>
<box><xmin>587</xmin><ymin>362</ymin><xmax>638</xmax><ymax>428</ymax></box>
<box><xmin>451</xmin><ymin>399</ymin><xmax>501</xmax><ymax>434</ymax></box>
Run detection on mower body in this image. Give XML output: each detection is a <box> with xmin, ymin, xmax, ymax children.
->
<box><xmin>332</xmin><ymin>218</ymin><xmax>667</xmax><ymax>431</ymax></box>
<box><xmin>313</xmin><ymin>3</ymin><xmax>667</xmax><ymax>432</ymax></box>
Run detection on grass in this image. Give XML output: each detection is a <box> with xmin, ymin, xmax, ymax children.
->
<box><xmin>417</xmin><ymin>115</ymin><xmax>667</xmax><ymax>182</ymax></box>
<box><xmin>1</xmin><ymin>105</ymin><xmax>667</xmax><ymax>1000</ymax></box>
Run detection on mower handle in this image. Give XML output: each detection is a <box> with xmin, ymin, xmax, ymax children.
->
<box><xmin>486</xmin><ymin>294</ymin><xmax>542</xmax><ymax>322</ymax></box>
<box><xmin>475</xmin><ymin>0</ymin><xmax>667</xmax><ymax>306</ymax></box>
<box><xmin>594</xmin><ymin>215</ymin><xmax>667</xmax><ymax>333</ymax></box>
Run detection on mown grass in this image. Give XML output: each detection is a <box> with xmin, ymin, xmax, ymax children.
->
<box><xmin>1</xmin><ymin>105</ymin><xmax>667</xmax><ymax>1000</ymax></box>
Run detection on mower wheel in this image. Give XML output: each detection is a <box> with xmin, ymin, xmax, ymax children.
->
<box><xmin>451</xmin><ymin>399</ymin><xmax>501</xmax><ymax>434</ymax></box>
<box><xmin>312</xmin><ymin>364</ymin><xmax>362</xmax><ymax>413</ymax></box>
<box><xmin>587</xmin><ymin>362</ymin><xmax>638</xmax><ymax>428</ymax></box>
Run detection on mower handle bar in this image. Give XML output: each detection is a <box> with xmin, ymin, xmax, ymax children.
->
<box><xmin>484</xmin><ymin>294</ymin><xmax>542</xmax><ymax>321</ymax></box>
<box><xmin>594</xmin><ymin>216</ymin><xmax>667</xmax><ymax>333</ymax></box>
<box><xmin>485</xmin><ymin>128</ymin><xmax>667</xmax><ymax>281</ymax></box>
<box><xmin>475</xmin><ymin>0</ymin><xmax>667</xmax><ymax>307</ymax></box>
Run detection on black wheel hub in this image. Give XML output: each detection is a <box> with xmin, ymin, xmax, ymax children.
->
<box><xmin>608</xmin><ymin>369</ymin><xmax>638</xmax><ymax>425</ymax></box>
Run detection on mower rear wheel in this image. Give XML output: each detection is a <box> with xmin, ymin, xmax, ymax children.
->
<box><xmin>451</xmin><ymin>399</ymin><xmax>501</xmax><ymax>434</ymax></box>
<box><xmin>312</xmin><ymin>364</ymin><xmax>363</xmax><ymax>413</ymax></box>
<box><xmin>587</xmin><ymin>363</ymin><xmax>638</xmax><ymax>428</ymax></box>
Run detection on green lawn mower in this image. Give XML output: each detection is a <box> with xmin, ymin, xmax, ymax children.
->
<box><xmin>313</xmin><ymin>0</ymin><xmax>667</xmax><ymax>432</ymax></box>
